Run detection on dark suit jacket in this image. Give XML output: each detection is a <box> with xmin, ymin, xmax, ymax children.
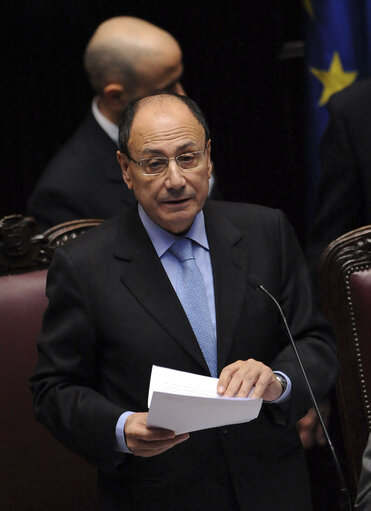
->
<box><xmin>306</xmin><ymin>79</ymin><xmax>371</xmax><ymax>280</ymax></box>
<box><xmin>26</xmin><ymin>113</ymin><xmax>136</xmax><ymax>231</ymax></box>
<box><xmin>30</xmin><ymin>201</ymin><xmax>338</xmax><ymax>511</ymax></box>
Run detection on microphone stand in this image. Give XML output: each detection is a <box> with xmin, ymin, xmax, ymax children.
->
<box><xmin>257</xmin><ymin>283</ymin><xmax>352</xmax><ymax>511</ymax></box>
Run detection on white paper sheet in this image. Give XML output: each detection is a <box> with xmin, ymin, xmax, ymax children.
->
<box><xmin>146</xmin><ymin>365</ymin><xmax>263</xmax><ymax>434</ymax></box>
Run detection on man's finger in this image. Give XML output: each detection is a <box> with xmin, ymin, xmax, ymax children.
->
<box><xmin>131</xmin><ymin>433</ymin><xmax>190</xmax><ymax>457</ymax></box>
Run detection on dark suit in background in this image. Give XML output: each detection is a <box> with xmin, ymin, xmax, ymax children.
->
<box><xmin>26</xmin><ymin>113</ymin><xmax>136</xmax><ymax>231</ymax></box>
<box><xmin>30</xmin><ymin>200</ymin><xmax>338</xmax><ymax>511</ymax></box>
<box><xmin>306</xmin><ymin>79</ymin><xmax>371</xmax><ymax>281</ymax></box>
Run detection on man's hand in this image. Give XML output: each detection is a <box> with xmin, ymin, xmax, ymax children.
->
<box><xmin>217</xmin><ymin>359</ymin><xmax>282</xmax><ymax>401</ymax></box>
<box><xmin>124</xmin><ymin>412</ymin><xmax>189</xmax><ymax>457</ymax></box>
<box><xmin>297</xmin><ymin>403</ymin><xmax>330</xmax><ymax>449</ymax></box>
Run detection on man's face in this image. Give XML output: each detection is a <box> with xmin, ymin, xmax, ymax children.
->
<box><xmin>117</xmin><ymin>98</ymin><xmax>212</xmax><ymax>234</ymax></box>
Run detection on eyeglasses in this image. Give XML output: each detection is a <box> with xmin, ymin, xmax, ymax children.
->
<box><xmin>126</xmin><ymin>149</ymin><xmax>207</xmax><ymax>176</ymax></box>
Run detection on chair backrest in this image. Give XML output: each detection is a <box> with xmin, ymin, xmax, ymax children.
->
<box><xmin>319</xmin><ymin>225</ymin><xmax>371</xmax><ymax>496</ymax></box>
<box><xmin>0</xmin><ymin>215</ymin><xmax>103</xmax><ymax>511</ymax></box>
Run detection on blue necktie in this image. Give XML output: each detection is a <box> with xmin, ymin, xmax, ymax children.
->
<box><xmin>169</xmin><ymin>238</ymin><xmax>217</xmax><ymax>377</ymax></box>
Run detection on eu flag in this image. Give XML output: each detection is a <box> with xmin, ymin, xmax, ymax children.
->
<box><xmin>304</xmin><ymin>0</ymin><xmax>371</xmax><ymax>218</ymax></box>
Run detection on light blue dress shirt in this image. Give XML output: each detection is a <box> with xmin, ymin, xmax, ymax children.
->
<box><xmin>115</xmin><ymin>205</ymin><xmax>291</xmax><ymax>453</ymax></box>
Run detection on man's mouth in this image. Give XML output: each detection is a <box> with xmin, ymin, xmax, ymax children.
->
<box><xmin>162</xmin><ymin>197</ymin><xmax>191</xmax><ymax>205</ymax></box>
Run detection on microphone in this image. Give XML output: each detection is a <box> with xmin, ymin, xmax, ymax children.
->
<box><xmin>246</xmin><ymin>274</ymin><xmax>352</xmax><ymax>511</ymax></box>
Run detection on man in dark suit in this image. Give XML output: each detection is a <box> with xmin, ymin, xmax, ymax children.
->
<box><xmin>306</xmin><ymin>79</ymin><xmax>371</xmax><ymax>283</ymax></box>
<box><xmin>30</xmin><ymin>93</ymin><xmax>338</xmax><ymax>510</ymax></box>
<box><xmin>26</xmin><ymin>17</ymin><xmax>185</xmax><ymax>231</ymax></box>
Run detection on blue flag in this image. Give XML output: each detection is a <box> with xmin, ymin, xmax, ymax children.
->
<box><xmin>305</xmin><ymin>0</ymin><xmax>371</xmax><ymax>219</ymax></box>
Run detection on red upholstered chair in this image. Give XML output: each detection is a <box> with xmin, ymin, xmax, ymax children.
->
<box><xmin>319</xmin><ymin>225</ymin><xmax>371</xmax><ymax>499</ymax></box>
<box><xmin>0</xmin><ymin>215</ymin><xmax>102</xmax><ymax>511</ymax></box>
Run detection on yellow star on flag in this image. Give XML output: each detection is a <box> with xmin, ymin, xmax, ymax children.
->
<box><xmin>303</xmin><ymin>0</ymin><xmax>315</xmax><ymax>20</ymax></box>
<box><xmin>310</xmin><ymin>51</ymin><xmax>358</xmax><ymax>106</ymax></box>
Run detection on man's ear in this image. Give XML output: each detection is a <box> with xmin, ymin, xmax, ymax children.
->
<box><xmin>206</xmin><ymin>139</ymin><xmax>212</xmax><ymax>178</ymax></box>
<box><xmin>117</xmin><ymin>151</ymin><xmax>133</xmax><ymax>190</ymax></box>
<box><xmin>103</xmin><ymin>83</ymin><xmax>129</xmax><ymax>111</ymax></box>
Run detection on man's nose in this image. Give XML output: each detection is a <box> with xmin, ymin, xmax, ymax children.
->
<box><xmin>165</xmin><ymin>160</ymin><xmax>186</xmax><ymax>189</ymax></box>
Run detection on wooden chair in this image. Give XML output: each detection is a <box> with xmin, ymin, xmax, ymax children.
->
<box><xmin>0</xmin><ymin>215</ymin><xmax>103</xmax><ymax>511</ymax></box>
<box><xmin>319</xmin><ymin>225</ymin><xmax>371</xmax><ymax>498</ymax></box>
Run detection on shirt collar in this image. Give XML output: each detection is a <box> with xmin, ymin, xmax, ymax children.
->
<box><xmin>138</xmin><ymin>204</ymin><xmax>209</xmax><ymax>258</ymax></box>
<box><xmin>92</xmin><ymin>97</ymin><xmax>119</xmax><ymax>145</ymax></box>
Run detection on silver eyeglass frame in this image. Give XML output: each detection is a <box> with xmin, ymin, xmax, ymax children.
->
<box><xmin>125</xmin><ymin>148</ymin><xmax>208</xmax><ymax>176</ymax></box>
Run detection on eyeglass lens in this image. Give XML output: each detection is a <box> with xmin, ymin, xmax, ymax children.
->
<box><xmin>142</xmin><ymin>152</ymin><xmax>204</xmax><ymax>175</ymax></box>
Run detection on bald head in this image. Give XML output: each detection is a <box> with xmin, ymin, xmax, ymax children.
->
<box><xmin>118</xmin><ymin>92</ymin><xmax>210</xmax><ymax>156</ymax></box>
<box><xmin>84</xmin><ymin>17</ymin><xmax>183</xmax><ymax>98</ymax></box>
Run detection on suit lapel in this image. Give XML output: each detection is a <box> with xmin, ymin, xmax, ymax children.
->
<box><xmin>114</xmin><ymin>209</ymin><xmax>210</xmax><ymax>374</ymax></box>
<box><xmin>204</xmin><ymin>203</ymin><xmax>250</xmax><ymax>373</ymax></box>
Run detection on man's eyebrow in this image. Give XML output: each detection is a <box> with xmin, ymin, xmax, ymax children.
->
<box><xmin>141</xmin><ymin>142</ymin><xmax>198</xmax><ymax>156</ymax></box>
<box><xmin>141</xmin><ymin>149</ymin><xmax>164</xmax><ymax>156</ymax></box>
<box><xmin>160</xmin><ymin>69</ymin><xmax>184</xmax><ymax>92</ymax></box>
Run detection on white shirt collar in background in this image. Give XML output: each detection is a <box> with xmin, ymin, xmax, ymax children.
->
<box><xmin>92</xmin><ymin>97</ymin><xmax>119</xmax><ymax>145</ymax></box>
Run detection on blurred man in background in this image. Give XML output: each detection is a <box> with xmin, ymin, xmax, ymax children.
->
<box><xmin>27</xmin><ymin>16</ymin><xmax>185</xmax><ymax>231</ymax></box>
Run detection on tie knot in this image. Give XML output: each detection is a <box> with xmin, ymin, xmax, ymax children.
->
<box><xmin>169</xmin><ymin>238</ymin><xmax>194</xmax><ymax>262</ymax></box>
